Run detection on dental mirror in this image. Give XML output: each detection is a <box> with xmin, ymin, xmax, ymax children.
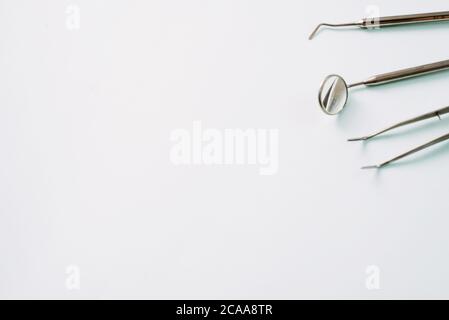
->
<box><xmin>319</xmin><ymin>58</ymin><xmax>449</xmax><ymax>115</ymax></box>
<box><xmin>318</xmin><ymin>75</ymin><xmax>348</xmax><ymax>115</ymax></box>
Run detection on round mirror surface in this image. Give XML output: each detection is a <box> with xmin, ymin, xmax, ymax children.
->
<box><xmin>319</xmin><ymin>75</ymin><xmax>348</xmax><ymax>115</ymax></box>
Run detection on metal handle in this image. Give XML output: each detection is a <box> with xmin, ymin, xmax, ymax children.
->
<box><xmin>361</xmin><ymin>11</ymin><xmax>449</xmax><ymax>28</ymax></box>
<box><xmin>363</xmin><ymin>59</ymin><xmax>449</xmax><ymax>86</ymax></box>
<box><xmin>309</xmin><ymin>10</ymin><xmax>449</xmax><ymax>40</ymax></box>
<box><xmin>362</xmin><ymin>132</ymin><xmax>449</xmax><ymax>169</ymax></box>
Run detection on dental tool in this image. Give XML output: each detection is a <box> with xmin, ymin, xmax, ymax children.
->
<box><xmin>309</xmin><ymin>11</ymin><xmax>449</xmax><ymax>40</ymax></box>
<box><xmin>319</xmin><ymin>59</ymin><xmax>449</xmax><ymax>115</ymax></box>
<box><xmin>348</xmin><ymin>106</ymin><xmax>449</xmax><ymax>169</ymax></box>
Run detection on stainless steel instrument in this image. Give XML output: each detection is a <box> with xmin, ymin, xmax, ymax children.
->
<box><xmin>348</xmin><ymin>106</ymin><xmax>449</xmax><ymax>169</ymax></box>
<box><xmin>318</xmin><ymin>59</ymin><xmax>449</xmax><ymax>115</ymax></box>
<box><xmin>309</xmin><ymin>10</ymin><xmax>449</xmax><ymax>40</ymax></box>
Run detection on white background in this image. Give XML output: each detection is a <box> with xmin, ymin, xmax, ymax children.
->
<box><xmin>1</xmin><ymin>0</ymin><xmax>449</xmax><ymax>299</ymax></box>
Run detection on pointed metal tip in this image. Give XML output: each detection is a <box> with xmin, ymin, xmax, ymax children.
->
<box><xmin>361</xmin><ymin>165</ymin><xmax>380</xmax><ymax>170</ymax></box>
<box><xmin>309</xmin><ymin>21</ymin><xmax>361</xmax><ymax>40</ymax></box>
<box><xmin>308</xmin><ymin>24</ymin><xmax>323</xmax><ymax>40</ymax></box>
<box><xmin>348</xmin><ymin>136</ymin><xmax>368</xmax><ymax>142</ymax></box>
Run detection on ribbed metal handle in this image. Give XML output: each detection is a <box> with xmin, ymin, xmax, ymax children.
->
<box><xmin>364</xmin><ymin>59</ymin><xmax>449</xmax><ymax>86</ymax></box>
<box><xmin>361</xmin><ymin>11</ymin><xmax>449</xmax><ymax>28</ymax></box>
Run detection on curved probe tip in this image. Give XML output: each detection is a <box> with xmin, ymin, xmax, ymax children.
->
<box><xmin>361</xmin><ymin>165</ymin><xmax>380</xmax><ymax>170</ymax></box>
<box><xmin>309</xmin><ymin>22</ymin><xmax>361</xmax><ymax>40</ymax></box>
<box><xmin>348</xmin><ymin>137</ymin><xmax>368</xmax><ymax>142</ymax></box>
<box><xmin>308</xmin><ymin>24</ymin><xmax>323</xmax><ymax>40</ymax></box>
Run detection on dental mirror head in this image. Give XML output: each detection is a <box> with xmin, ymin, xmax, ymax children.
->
<box><xmin>318</xmin><ymin>58</ymin><xmax>449</xmax><ymax>116</ymax></box>
<box><xmin>318</xmin><ymin>74</ymin><xmax>349</xmax><ymax>115</ymax></box>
